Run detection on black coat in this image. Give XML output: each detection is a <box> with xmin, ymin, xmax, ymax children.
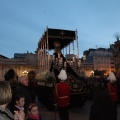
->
<box><xmin>89</xmin><ymin>103</ymin><xmax>117</xmax><ymax>120</ymax></box>
<box><xmin>89</xmin><ymin>86</ymin><xmax>117</xmax><ymax>120</ymax></box>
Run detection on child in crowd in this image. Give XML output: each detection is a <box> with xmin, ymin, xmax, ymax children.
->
<box><xmin>0</xmin><ymin>81</ymin><xmax>25</xmax><ymax>120</ymax></box>
<box><xmin>13</xmin><ymin>94</ymin><xmax>25</xmax><ymax>113</ymax></box>
<box><xmin>27</xmin><ymin>103</ymin><xmax>42</xmax><ymax>120</ymax></box>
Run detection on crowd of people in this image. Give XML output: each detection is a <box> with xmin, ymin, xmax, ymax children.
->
<box><xmin>89</xmin><ymin>72</ymin><xmax>119</xmax><ymax>120</ymax></box>
<box><xmin>0</xmin><ymin>69</ymin><xmax>42</xmax><ymax>120</ymax></box>
<box><xmin>0</xmin><ymin>68</ymin><xmax>120</xmax><ymax>120</ymax></box>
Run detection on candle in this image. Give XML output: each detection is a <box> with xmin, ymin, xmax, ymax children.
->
<box><xmin>58</xmin><ymin>53</ymin><xmax>60</xmax><ymax>58</ymax></box>
<box><xmin>73</xmin><ymin>57</ymin><xmax>75</xmax><ymax>62</ymax></box>
<box><xmin>59</xmin><ymin>57</ymin><xmax>63</xmax><ymax>64</ymax></box>
<box><xmin>53</xmin><ymin>55</ymin><xmax>55</xmax><ymax>60</ymax></box>
<box><xmin>48</xmin><ymin>55</ymin><xmax>50</xmax><ymax>60</ymax></box>
<box><xmin>64</xmin><ymin>62</ymin><xmax>66</xmax><ymax>67</ymax></box>
<box><xmin>78</xmin><ymin>60</ymin><xmax>81</xmax><ymax>67</ymax></box>
<box><xmin>71</xmin><ymin>61</ymin><xmax>73</xmax><ymax>65</ymax></box>
<box><xmin>61</xmin><ymin>57</ymin><xmax>63</xmax><ymax>62</ymax></box>
<box><xmin>78</xmin><ymin>62</ymin><xmax>80</xmax><ymax>67</ymax></box>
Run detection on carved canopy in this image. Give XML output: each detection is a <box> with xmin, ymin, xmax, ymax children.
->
<box><xmin>38</xmin><ymin>28</ymin><xmax>76</xmax><ymax>50</ymax></box>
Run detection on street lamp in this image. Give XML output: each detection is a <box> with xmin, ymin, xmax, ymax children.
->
<box><xmin>22</xmin><ymin>70</ymin><xmax>28</xmax><ymax>76</ymax></box>
<box><xmin>90</xmin><ymin>71</ymin><xmax>94</xmax><ymax>77</ymax></box>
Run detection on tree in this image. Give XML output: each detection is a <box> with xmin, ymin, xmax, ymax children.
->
<box><xmin>114</xmin><ymin>32</ymin><xmax>120</xmax><ymax>41</ymax></box>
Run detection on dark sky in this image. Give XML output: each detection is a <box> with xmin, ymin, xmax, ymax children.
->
<box><xmin>0</xmin><ymin>0</ymin><xmax>120</xmax><ymax>58</ymax></box>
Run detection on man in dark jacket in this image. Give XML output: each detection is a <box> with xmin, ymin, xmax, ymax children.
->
<box><xmin>89</xmin><ymin>86</ymin><xmax>117</xmax><ymax>120</ymax></box>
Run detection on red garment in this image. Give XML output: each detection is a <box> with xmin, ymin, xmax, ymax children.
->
<box><xmin>28</xmin><ymin>114</ymin><xmax>40</xmax><ymax>120</ymax></box>
<box><xmin>107</xmin><ymin>83</ymin><xmax>119</xmax><ymax>102</ymax></box>
<box><xmin>54</xmin><ymin>82</ymin><xmax>70</xmax><ymax>107</ymax></box>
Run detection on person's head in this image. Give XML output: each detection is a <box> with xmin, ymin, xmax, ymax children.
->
<box><xmin>0</xmin><ymin>81</ymin><xmax>12</xmax><ymax>105</ymax></box>
<box><xmin>14</xmin><ymin>94</ymin><xmax>25</xmax><ymax>107</ymax></box>
<box><xmin>4</xmin><ymin>69</ymin><xmax>16</xmax><ymax>81</ymax></box>
<box><xmin>27</xmin><ymin>71</ymin><xmax>36</xmax><ymax>81</ymax></box>
<box><xmin>18</xmin><ymin>76</ymin><xmax>28</xmax><ymax>86</ymax></box>
<box><xmin>27</xmin><ymin>103</ymin><xmax>39</xmax><ymax>116</ymax></box>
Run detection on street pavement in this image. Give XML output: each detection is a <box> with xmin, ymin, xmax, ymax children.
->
<box><xmin>39</xmin><ymin>100</ymin><xmax>120</xmax><ymax>120</ymax></box>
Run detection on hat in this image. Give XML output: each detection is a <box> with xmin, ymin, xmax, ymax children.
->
<box><xmin>107</xmin><ymin>72</ymin><xmax>116</xmax><ymax>83</ymax></box>
<box><xmin>58</xmin><ymin>69</ymin><xmax>67</xmax><ymax>81</ymax></box>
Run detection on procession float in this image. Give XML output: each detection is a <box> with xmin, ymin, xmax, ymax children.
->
<box><xmin>36</xmin><ymin>27</ymin><xmax>90</xmax><ymax>110</ymax></box>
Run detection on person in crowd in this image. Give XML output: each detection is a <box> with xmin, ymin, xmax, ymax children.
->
<box><xmin>107</xmin><ymin>72</ymin><xmax>119</xmax><ymax>120</ymax></box>
<box><xmin>0</xmin><ymin>81</ymin><xmax>25</xmax><ymax>120</ymax></box>
<box><xmin>4</xmin><ymin>69</ymin><xmax>19</xmax><ymax>111</ymax></box>
<box><xmin>107</xmin><ymin>72</ymin><xmax>119</xmax><ymax>105</ymax></box>
<box><xmin>27</xmin><ymin>71</ymin><xmax>38</xmax><ymax>103</ymax></box>
<box><xmin>13</xmin><ymin>94</ymin><xmax>25</xmax><ymax>120</ymax></box>
<box><xmin>54</xmin><ymin>69</ymin><xmax>70</xmax><ymax>120</ymax></box>
<box><xmin>89</xmin><ymin>86</ymin><xmax>117</xmax><ymax>120</ymax></box>
<box><xmin>13</xmin><ymin>76</ymin><xmax>32</xmax><ymax>114</ymax></box>
<box><xmin>14</xmin><ymin>110</ymin><xmax>25</xmax><ymax>120</ymax></box>
<box><xmin>4</xmin><ymin>69</ymin><xmax>16</xmax><ymax>81</ymax></box>
<box><xmin>12</xmin><ymin>93</ymin><xmax>25</xmax><ymax>115</ymax></box>
<box><xmin>4</xmin><ymin>69</ymin><xmax>18</xmax><ymax>92</ymax></box>
<box><xmin>26</xmin><ymin>103</ymin><xmax>42</xmax><ymax>120</ymax></box>
<box><xmin>116</xmin><ymin>77</ymin><xmax>120</xmax><ymax>103</ymax></box>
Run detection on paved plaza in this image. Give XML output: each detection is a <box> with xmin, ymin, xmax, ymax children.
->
<box><xmin>39</xmin><ymin>100</ymin><xmax>120</xmax><ymax>120</ymax></box>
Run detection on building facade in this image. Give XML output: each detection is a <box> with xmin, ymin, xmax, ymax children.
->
<box><xmin>84</xmin><ymin>48</ymin><xmax>115</xmax><ymax>77</ymax></box>
<box><xmin>0</xmin><ymin>52</ymin><xmax>37</xmax><ymax>80</ymax></box>
<box><xmin>112</xmin><ymin>40</ymin><xmax>120</xmax><ymax>77</ymax></box>
<box><xmin>1</xmin><ymin>41</ymin><xmax>120</xmax><ymax>79</ymax></box>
